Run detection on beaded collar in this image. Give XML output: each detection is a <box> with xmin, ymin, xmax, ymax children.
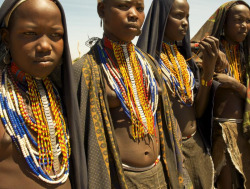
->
<box><xmin>221</xmin><ymin>40</ymin><xmax>244</xmax><ymax>84</ymax></box>
<box><xmin>160</xmin><ymin>42</ymin><xmax>195</xmax><ymax>106</ymax></box>
<box><xmin>0</xmin><ymin>64</ymin><xmax>70</xmax><ymax>184</ymax></box>
<box><xmin>98</xmin><ymin>37</ymin><xmax>159</xmax><ymax>140</ymax></box>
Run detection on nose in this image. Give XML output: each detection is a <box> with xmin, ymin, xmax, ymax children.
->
<box><xmin>36</xmin><ymin>35</ymin><xmax>52</xmax><ymax>52</ymax></box>
<box><xmin>182</xmin><ymin>18</ymin><xmax>188</xmax><ymax>27</ymax></box>
<box><xmin>241</xmin><ymin>20</ymin><xmax>247</xmax><ymax>28</ymax></box>
<box><xmin>128</xmin><ymin>7</ymin><xmax>138</xmax><ymax>22</ymax></box>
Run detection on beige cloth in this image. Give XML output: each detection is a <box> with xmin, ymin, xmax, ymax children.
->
<box><xmin>124</xmin><ymin>161</ymin><xmax>168</xmax><ymax>189</ymax></box>
<box><xmin>212</xmin><ymin>120</ymin><xmax>250</xmax><ymax>189</ymax></box>
<box><xmin>182</xmin><ymin>131</ymin><xmax>214</xmax><ymax>189</ymax></box>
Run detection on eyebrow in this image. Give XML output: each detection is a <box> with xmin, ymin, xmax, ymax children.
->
<box><xmin>117</xmin><ymin>0</ymin><xmax>144</xmax><ymax>4</ymax></box>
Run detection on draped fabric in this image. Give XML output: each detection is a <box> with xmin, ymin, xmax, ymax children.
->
<box><xmin>191</xmin><ymin>0</ymin><xmax>250</xmax><ymax>140</ymax></box>
<box><xmin>0</xmin><ymin>1</ymin><xmax>87</xmax><ymax>188</ymax></box>
<box><xmin>73</xmin><ymin>40</ymin><xmax>184</xmax><ymax>188</ymax></box>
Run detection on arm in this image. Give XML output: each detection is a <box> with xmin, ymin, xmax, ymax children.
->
<box><xmin>213</xmin><ymin>73</ymin><xmax>247</xmax><ymax>99</ymax></box>
<box><xmin>194</xmin><ymin>36</ymin><xmax>219</xmax><ymax>118</ymax></box>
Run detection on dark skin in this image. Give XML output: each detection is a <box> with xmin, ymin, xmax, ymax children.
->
<box><xmin>164</xmin><ymin>0</ymin><xmax>219</xmax><ymax>137</ymax></box>
<box><xmin>0</xmin><ymin>0</ymin><xmax>70</xmax><ymax>188</ymax></box>
<box><xmin>98</xmin><ymin>0</ymin><xmax>161</xmax><ymax>167</ymax></box>
<box><xmin>212</xmin><ymin>4</ymin><xmax>250</xmax><ymax>189</ymax></box>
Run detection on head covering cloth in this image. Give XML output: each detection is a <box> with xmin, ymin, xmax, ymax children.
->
<box><xmin>0</xmin><ymin>0</ymin><xmax>87</xmax><ymax>188</ymax></box>
<box><xmin>191</xmin><ymin>0</ymin><xmax>250</xmax><ymax>139</ymax></box>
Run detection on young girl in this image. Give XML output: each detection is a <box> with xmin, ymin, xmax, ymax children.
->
<box><xmin>192</xmin><ymin>1</ymin><xmax>250</xmax><ymax>188</ymax></box>
<box><xmin>0</xmin><ymin>0</ymin><xmax>87</xmax><ymax>188</ymax></box>
<box><xmin>137</xmin><ymin>0</ymin><xmax>219</xmax><ymax>188</ymax></box>
<box><xmin>73</xmin><ymin>0</ymin><xmax>184</xmax><ymax>188</ymax></box>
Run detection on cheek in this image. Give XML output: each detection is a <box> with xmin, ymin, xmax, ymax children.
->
<box><xmin>138</xmin><ymin>14</ymin><xmax>145</xmax><ymax>27</ymax></box>
<box><xmin>9</xmin><ymin>42</ymin><xmax>34</xmax><ymax>62</ymax></box>
<box><xmin>53</xmin><ymin>40</ymin><xmax>64</xmax><ymax>58</ymax></box>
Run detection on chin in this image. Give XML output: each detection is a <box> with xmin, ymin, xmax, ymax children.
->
<box><xmin>30</xmin><ymin>70</ymin><xmax>54</xmax><ymax>79</ymax></box>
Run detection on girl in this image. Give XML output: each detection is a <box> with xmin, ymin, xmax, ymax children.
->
<box><xmin>192</xmin><ymin>1</ymin><xmax>250</xmax><ymax>188</ymax></box>
<box><xmin>137</xmin><ymin>0</ymin><xmax>219</xmax><ymax>188</ymax></box>
<box><xmin>73</xmin><ymin>0</ymin><xmax>184</xmax><ymax>188</ymax></box>
<box><xmin>0</xmin><ymin>0</ymin><xmax>87</xmax><ymax>188</ymax></box>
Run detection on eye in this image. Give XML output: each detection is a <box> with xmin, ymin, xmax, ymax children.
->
<box><xmin>23</xmin><ymin>32</ymin><xmax>37</xmax><ymax>36</ymax></box>
<box><xmin>118</xmin><ymin>4</ymin><xmax>129</xmax><ymax>10</ymax></box>
<box><xmin>175</xmin><ymin>13</ymin><xmax>184</xmax><ymax>20</ymax></box>
<box><xmin>137</xmin><ymin>6</ymin><xmax>144</xmax><ymax>12</ymax></box>
<box><xmin>51</xmin><ymin>33</ymin><xmax>63</xmax><ymax>38</ymax></box>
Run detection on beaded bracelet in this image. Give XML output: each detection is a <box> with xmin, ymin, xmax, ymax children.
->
<box><xmin>201</xmin><ymin>78</ymin><xmax>213</xmax><ymax>87</ymax></box>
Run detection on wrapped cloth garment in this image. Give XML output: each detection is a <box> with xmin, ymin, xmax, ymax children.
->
<box><xmin>124</xmin><ymin>161</ymin><xmax>168</xmax><ymax>189</ymax></box>
<box><xmin>182</xmin><ymin>131</ymin><xmax>214</xmax><ymax>189</ymax></box>
<box><xmin>212</xmin><ymin>118</ymin><xmax>250</xmax><ymax>189</ymax></box>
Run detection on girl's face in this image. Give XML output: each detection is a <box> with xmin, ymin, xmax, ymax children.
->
<box><xmin>2</xmin><ymin>0</ymin><xmax>64</xmax><ymax>79</ymax></box>
<box><xmin>98</xmin><ymin>0</ymin><xmax>145</xmax><ymax>42</ymax></box>
<box><xmin>224</xmin><ymin>4</ymin><xmax>250</xmax><ymax>44</ymax></box>
<box><xmin>164</xmin><ymin>0</ymin><xmax>189</xmax><ymax>43</ymax></box>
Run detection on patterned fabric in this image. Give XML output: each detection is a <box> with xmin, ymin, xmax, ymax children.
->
<box><xmin>191</xmin><ymin>1</ymin><xmax>250</xmax><ymax>140</ymax></box>
<box><xmin>73</xmin><ymin>40</ymin><xmax>184</xmax><ymax>189</ymax></box>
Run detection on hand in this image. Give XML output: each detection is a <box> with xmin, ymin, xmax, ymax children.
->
<box><xmin>199</xmin><ymin>36</ymin><xmax>219</xmax><ymax>80</ymax></box>
<box><xmin>215</xmin><ymin>50</ymin><xmax>229</xmax><ymax>73</ymax></box>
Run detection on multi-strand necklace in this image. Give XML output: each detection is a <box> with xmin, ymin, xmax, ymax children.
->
<box><xmin>0</xmin><ymin>63</ymin><xmax>70</xmax><ymax>184</ymax></box>
<box><xmin>221</xmin><ymin>40</ymin><xmax>243</xmax><ymax>83</ymax></box>
<box><xmin>160</xmin><ymin>42</ymin><xmax>194</xmax><ymax>106</ymax></box>
<box><xmin>98</xmin><ymin>37</ymin><xmax>158</xmax><ymax>140</ymax></box>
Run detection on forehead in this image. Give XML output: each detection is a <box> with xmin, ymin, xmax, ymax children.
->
<box><xmin>106</xmin><ymin>0</ymin><xmax>144</xmax><ymax>5</ymax></box>
<box><xmin>228</xmin><ymin>4</ymin><xmax>250</xmax><ymax>16</ymax></box>
<box><xmin>9</xmin><ymin>0</ymin><xmax>62</xmax><ymax>27</ymax></box>
<box><xmin>171</xmin><ymin>0</ymin><xmax>189</xmax><ymax>11</ymax></box>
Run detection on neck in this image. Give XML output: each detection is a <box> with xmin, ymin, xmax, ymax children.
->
<box><xmin>10</xmin><ymin>62</ymin><xmax>27</xmax><ymax>84</ymax></box>
<box><xmin>103</xmin><ymin>36</ymin><xmax>133</xmax><ymax>49</ymax></box>
<box><xmin>163</xmin><ymin>37</ymin><xmax>175</xmax><ymax>45</ymax></box>
<box><xmin>224</xmin><ymin>36</ymin><xmax>240</xmax><ymax>46</ymax></box>
<box><xmin>103</xmin><ymin>33</ymin><xmax>132</xmax><ymax>44</ymax></box>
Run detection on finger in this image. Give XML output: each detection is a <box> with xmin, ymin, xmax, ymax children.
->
<box><xmin>206</xmin><ymin>36</ymin><xmax>219</xmax><ymax>49</ymax></box>
<box><xmin>199</xmin><ymin>40</ymin><xmax>213</xmax><ymax>55</ymax></box>
<box><xmin>201</xmin><ymin>36</ymin><xmax>219</xmax><ymax>55</ymax></box>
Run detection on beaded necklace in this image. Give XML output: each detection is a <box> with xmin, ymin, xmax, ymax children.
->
<box><xmin>0</xmin><ymin>63</ymin><xmax>70</xmax><ymax>184</ymax></box>
<box><xmin>221</xmin><ymin>40</ymin><xmax>243</xmax><ymax>83</ymax></box>
<box><xmin>98</xmin><ymin>37</ymin><xmax>158</xmax><ymax>139</ymax></box>
<box><xmin>160</xmin><ymin>42</ymin><xmax>194</xmax><ymax>106</ymax></box>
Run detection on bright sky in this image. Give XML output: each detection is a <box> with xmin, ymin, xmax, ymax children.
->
<box><xmin>1</xmin><ymin>0</ymin><xmax>248</xmax><ymax>60</ymax></box>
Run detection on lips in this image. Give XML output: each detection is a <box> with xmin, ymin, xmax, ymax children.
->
<box><xmin>127</xmin><ymin>23</ymin><xmax>140</xmax><ymax>30</ymax></box>
<box><xmin>180</xmin><ymin>28</ymin><xmax>188</xmax><ymax>34</ymax></box>
<box><xmin>34</xmin><ymin>57</ymin><xmax>53</xmax><ymax>63</ymax></box>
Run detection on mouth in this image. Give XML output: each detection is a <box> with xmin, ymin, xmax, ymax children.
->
<box><xmin>127</xmin><ymin>23</ymin><xmax>140</xmax><ymax>30</ymax></box>
<box><xmin>34</xmin><ymin>57</ymin><xmax>54</xmax><ymax>64</ymax></box>
<box><xmin>180</xmin><ymin>29</ymin><xmax>187</xmax><ymax>35</ymax></box>
<box><xmin>240</xmin><ymin>32</ymin><xmax>247</xmax><ymax>35</ymax></box>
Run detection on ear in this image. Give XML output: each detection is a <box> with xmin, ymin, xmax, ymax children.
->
<box><xmin>97</xmin><ymin>2</ymin><xmax>105</xmax><ymax>19</ymax></box>
<box><xmin>0</xmin><ymin>28</ymin><xmax>10</xmax><ymax>48</ymax></box>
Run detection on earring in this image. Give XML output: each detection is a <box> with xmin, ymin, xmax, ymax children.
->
<box><xmin>100</xmin><ymin>19</ymin><xmax>103</xmax><ymax>27</ymax></box>
<box><xmin>3</xmin><ymin>47</ymin><xmax>10</xmax><ymax>65</ymax></box>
